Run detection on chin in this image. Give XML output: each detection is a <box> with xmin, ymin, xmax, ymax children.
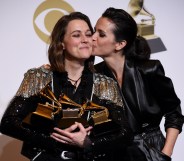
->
<box><xmin>82</xmin><ymin>54</ymin><xmax>91</xmax><ymax>59</ymax></box>
<box><xmin>92</xmin><ymin>53</ymin><xmax>100</xmax><ymax>56</ymax></box>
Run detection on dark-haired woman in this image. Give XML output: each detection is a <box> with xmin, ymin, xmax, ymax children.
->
<box><xmin>93</xmin><ymin>7</ymin><xmax>184</xmax><ymax>161</ymax></box>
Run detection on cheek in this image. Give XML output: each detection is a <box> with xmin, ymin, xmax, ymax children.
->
<box><xmin>95</xmin><ymin>41</ymin><xmax>115</xmax><ymax>57</ymax></box>
<box><xmin>70</xmin><ymin>41</ymin><xmax>79</xmax><ymax>47</ymax></box>
<box><xmin>93</xmin><ymin>46</ymin><xmax>105</xmax><ymax>56</ymax></box>
<box><xmin>97</xmin><ymin>40</ymin><xmax>111</xmax><ymax>52</ymax></box>
<box><xmin>65</xmin><ymin>44</ymin><xmax>78</xmax><ymax>55</ymax></box>
<box><xmin>66</xmin><ymin>38</ymin><xmax>80</xmax><ymax>46</ymax></box>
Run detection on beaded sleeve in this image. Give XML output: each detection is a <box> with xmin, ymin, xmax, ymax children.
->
<box><xmin>93</xmin><ymin>73</ymin><xmax>123</xmax><ymax>107</ymax></box>
<box><xmin>16</xmin><ymin>66</ymin><xmax>52</xmax><ymax>97</ymax></box>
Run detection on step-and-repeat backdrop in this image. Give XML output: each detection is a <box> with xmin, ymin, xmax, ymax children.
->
<box><xmin>0</xmin><ymin>0</ymin><xmax>184</xmax><ymax>160</ymax></box>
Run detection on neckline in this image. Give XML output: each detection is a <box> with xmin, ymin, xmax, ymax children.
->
<box><xmin>67</xmin><ymin>75</ymin><xmax>82</xmax><ymax>87</ymax></box>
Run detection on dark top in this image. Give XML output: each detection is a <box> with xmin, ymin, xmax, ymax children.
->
<box><xmin>95</xmin><ymin>59</ymin><xmax>184</xmax><ymax>134</ymax></box>
<box><xmin>0</xmin><ymin>66</ymin><xmax>131</xmax><ymax>161</ymax></box>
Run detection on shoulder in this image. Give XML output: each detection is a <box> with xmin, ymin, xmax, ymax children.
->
<box><xmin>93</xmin><ymin>73</ymin><xmax>123</xmax><ymax>107</ymax></box>
<box><xmin>94</xmin><ymin>73</ymin><xmax>115</xmax><ymax>84</ymax></box>
<box><xmin>93</xmin><ymin>73</ymin><xmax>118</xmax><ymax>88</ymax></box>
<box><xmin>133</xmin><ymin>59</ymin><xmax>165</xmax><ymax>75</ymax></box>
<box><xmin>16</xmin><ymin>66</ymin><xmax>52</xmax><ymax>97</ymax></box>
<box><xmin>25</xmin><ymin>66</ymin><xmax>51</xmax><ymax>76</ymax></box>
<box><xmin>134</xmin><ymin>59</ymin><xmax>160</xmax><ymax>68</ymax></box>
<box><xmin>23</xmin><ymin>66</ymin><xmax>52</xmax><ymax>82</ymax></box>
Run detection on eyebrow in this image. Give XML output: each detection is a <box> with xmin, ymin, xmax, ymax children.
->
<box><xmin>71</xmin><ymin>29</ymin><xmax>91</xmax><ymax>34</ymax></box>
<box><xmin>95</xmin><ymin>28</ymin><xmax>106</xmax><ymax>33</ymax></box>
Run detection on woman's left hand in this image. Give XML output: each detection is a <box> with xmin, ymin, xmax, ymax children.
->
<box><xmin>161</xmin><ymin>128</ymin><xmax>180</xmax><ymax>157</ymax></box>
<box><xmin>50</xmin><ymin>122</ymin><xmax>93</xmax><ymax>148</ymax></box>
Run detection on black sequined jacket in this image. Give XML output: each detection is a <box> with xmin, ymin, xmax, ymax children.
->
<box><xmin>0</xmin><ymin>67</ymin><xmax>131</xmax><ymax>161</ymax></box>
<box><xmin>95</xmin><ymin>59</ymin><xmax>184</xmax><ymax>134</ymax></box>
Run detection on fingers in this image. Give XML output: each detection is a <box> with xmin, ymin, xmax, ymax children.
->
<box><xmin>43</xmin><ymin>64</ymin><xmax>50</xmax><ymax>69</ymax></box>
<box><xmin>53</xmin><ymin>127</ymin><xmax>71</xmax><ymax>138</ymax></box>
<box><xmin>65</xmin><ymin>123</ymin><xmax>78</xmax><ymax>132</ymax></box>
<box><xmin>85</xmin><ymin>126</ymin><xmax>93</xmax><ymax>132</ymax></box>
<box><xmin>74</xmin><ymin>122</ymin><xmax>93</xmax><ymax>136</ymax></box>
<box><xmin>74</xmin><ymin>122</ymin><xmax>86</xmax><ymax>133</ymax></box>
<box><xmin>51</xmin><ymin>125</ymin><xmax>78</xmax><ymax>144</ymax></box>
<box><xmin>50</xmin><ymin>123</ymin><xmax>93</xmax><ymax>147</ymax></box>
<box><xmin>54</xmin><ymin>123</ymin><xmax>92</xmax><ymax>135</ymax></box>
<box><xmin>50</xmin><ymin>131</ymin><xmax>71</xmax><ymax>144</ymax></box>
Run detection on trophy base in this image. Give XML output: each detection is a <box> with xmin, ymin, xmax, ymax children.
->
<box><xmin>23</xmin><ymin>113</ymin><xmax>89</xmax><ymax>132</ymax></box>
<box><xmin>144</xmin><ymin>35</ymin><xmax>167</xmax><ymax>53</ymax></box>
<box><xmin>137</xmin><ymin>24</ymin><xmax>167</xmax><ymax>53</ymax></box>
<box><xmin>137</xmin><ymin>24</ymin><xmax>154</xmax><ymax>36</ymax></box>
<box><xmin>57</xmin><ymin>117</ymin><xmax>89</xmax><ymax>129</ymax></box>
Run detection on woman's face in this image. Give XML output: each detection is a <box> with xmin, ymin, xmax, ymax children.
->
<box><xmin>92</xmin><ymin>17</ymin><xmax>117</xmax><ymax>58</ymax></box>
<box><xmin>62</xmin><ymin>19</ymin><xmax>93</xmax><ymax>61</ymax></box>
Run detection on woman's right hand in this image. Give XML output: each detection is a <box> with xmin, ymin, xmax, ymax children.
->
<box><xmin>41</xmin><ymin>64</ymin><xmax>51</xmax><ymax>69</ymax></box>
<box><xmin>50</xmin><ymin>122</ymin><xmax>93</xmax><ymax>148</ymax></box>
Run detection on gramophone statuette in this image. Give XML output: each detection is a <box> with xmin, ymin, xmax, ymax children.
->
<box><xmin>127</xmin><ymin>0</ymin><xmax>155</xmax><ymax>37</ymax></box>
<box><xmin>23</xmin><ymin>84</ymin><xmax>112</xmax><ymax>133</ymax></box>
<box><xmin>127</xmin><ymin>0</ymin><xmax>166</xmax><ymax>53</ymax></box>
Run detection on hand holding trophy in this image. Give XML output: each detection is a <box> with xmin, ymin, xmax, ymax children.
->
<box><xmin>23</xmin><ymin>84</ymin><xmax>113</xmax><ymax>136</ymax></box>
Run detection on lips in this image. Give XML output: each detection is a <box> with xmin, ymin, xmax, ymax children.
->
<box><xmin>80</xmin><ymin>46</ymin><xmax>90</xmax><ymax>49</ymax></box>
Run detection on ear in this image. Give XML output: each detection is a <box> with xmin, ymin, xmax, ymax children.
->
<box><xmin>62</xmin><ymin>42</ymin><xmax>65</xmax><ymax>50</ymax></box>
<box><xmin>115</xmin><ymin>40</ymin><xmax>127</xmax><ymax>51</ymax></box>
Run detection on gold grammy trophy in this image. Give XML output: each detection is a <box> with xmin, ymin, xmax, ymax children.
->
<box><xmin>127</xmin><ymin>0</ymin><xmax>166</xmax><ymax>53</ymax></box>
<box><xmin>23</xmin><ymin>84</ymin><xmax>116</xmax><ymax>136</ymax></box>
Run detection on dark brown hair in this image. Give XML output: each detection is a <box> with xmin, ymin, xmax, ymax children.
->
<box><xmin>102</xmin><ymin>7</ymin><xmax>150</xmax><ymax>60</ymax></box>
<box><xmin>48</xmin><ymin>12</ymin><xmax>94</xmax><ymax>72</ymax></box>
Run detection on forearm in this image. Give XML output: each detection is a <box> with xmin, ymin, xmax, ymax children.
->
<box><xmin>162</xmin><ymin>128</ymin><xmax>179</xmax><ymax>157</ymax></box>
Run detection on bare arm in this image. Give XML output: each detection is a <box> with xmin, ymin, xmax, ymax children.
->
<box><xmin>162</xmin><ymin>128</ymin><xmax>179</xmax><ymax>157</ymax></box>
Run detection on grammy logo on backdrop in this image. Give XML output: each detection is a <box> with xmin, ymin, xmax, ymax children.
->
<box><xmin>127</xmin><ymin>0</ymin><xmax>166</xmax><ymax>53</ymax></box>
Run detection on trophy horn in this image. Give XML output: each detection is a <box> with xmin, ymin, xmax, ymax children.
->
<box><xmin>127</xmin><ymin>0</ymin><xmax>155</xmax><ymax>24</ymax></box>
<box><xmin>80</xmin><ymin>100</ymin><xmax>110</xmax><ymax>125</ymax></box>
<box><xmin>40</xmin><ymin>84</ymin><xmax>61</xmax><ymax>107</ymax></box>
<box><xmin>79</xmin><ymin>99</ymin><xmax>106</xmax><ymax>117</ymax></box>
<box><xmin>59</xmin><ymin>93</ymin><xmax>82</xmax><ymax>109</ymax></box>
<box><xmin>140</xmin><ymin>7</ymin><xmax>155</xmax><ymax>24</ymax></box>
<box><xmin>127</xmin><ymin>0</ymin><xmax>144</xmax><ymax>17</ymax></box>
<box><xmin>39</xmin><ymin>84</ymin><xmax>62</xmax><ymax>119</ymax></box>
<box><xmin>87</xmin><ymin>101</ymin><xmax>109</xmax><ymax>118</ymax></box>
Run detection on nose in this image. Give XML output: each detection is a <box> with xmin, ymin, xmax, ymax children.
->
<box><xmin>81</xmin><ymin>35</ymin><xmax>88</xmax><ymax>43</ymax></box>
<box><xmin>92</xmin><ymin>33</ymin><xmax>97</xmax><ymax>41</ymax></box>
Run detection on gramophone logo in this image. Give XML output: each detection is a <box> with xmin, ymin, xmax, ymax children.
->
<box><xmin>33</xmin><ymin>0</ymin><xmax>75</xmax><ymax>43</ymax></box>
<box><xmin>127</xmin><ymin>0</ymin><xmax>166</xmax><ymax>53</ymax></box>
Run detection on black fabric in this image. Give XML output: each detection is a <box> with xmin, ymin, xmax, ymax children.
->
<box><xmin>94</xmin><ymin>59</ymin><xmax>184</xmax><ymax>161</ymax></box>
<box><xmin>53</xmin><ymin>68</ymin><xmax>93</xmax><ymax>103</ymax></box>
<box><xmin>125</xmin><ymin>128</ymin><xmax>171</xmax><ymax>161</ymax></box>
<box><xmin>95</xmin><ymin>59</ymin><xmax>184</xmax><ymax>134</ymax></box>
<box><xmin>0</xmin><ymin>67</ymin><xmax>131</xmax><ymax>161</ymax></box>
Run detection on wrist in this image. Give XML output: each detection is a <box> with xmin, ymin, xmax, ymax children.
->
<box><xmin>162</xmin><ymin>147</ymin><xmax>173</xmax><ymax>157</ymax></box>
